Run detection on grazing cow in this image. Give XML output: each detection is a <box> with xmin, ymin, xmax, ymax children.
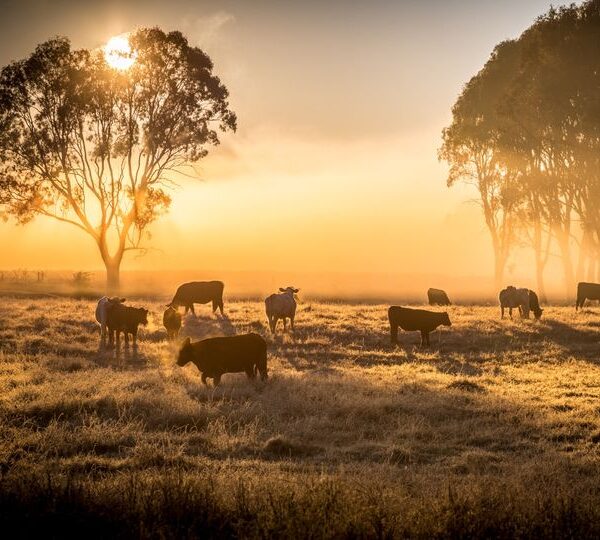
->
<box><xmin>427</xmin><ymin>288</ymin><xmax>451</xmax><ymax>306</ymax></box>
<box><xmin>388</xmin><ymin>306</ymin><xmax>451</xmax><ymax>347</ymax></box>
<box><xmin>576</xmin><ymin>282</ymin><xmax>600</xmax><ymax>310</ymax></box>
<box><xmin>529</xmin><ymin>290</ymin><xmax>544</xmax><ymax>319</ymax></box>
<box><xmin>163</xmin><ymin>306</ymin><xmax>182</xmax><ymax>340</ymax></box>
<box><xmin>265</xmin><ymin>287</ymin><xmax>299</xmax><ymax>333</ymax></box>
<box><xmin>167</xmin><ymin>281</ymin><xmax>224</xmax><ymax>316</ymax></box>
<box><xmin>106</xmin><ymin>303</ymin><xmax>149</xmax><ymax>348</ymax></box>
<box><xmin>499</xmin><ymin>286</ymin><xmax>530</xmax><ymax>319</ymax></box>
<box><xmin>95</xmin><ymin>296</ymin><xmax>126</xmax><ymax>344</ymax></box>
<box><xmin>177</xmin><ymin>333</ymin><xmax>268</xmax><ymax>386</ymax></box>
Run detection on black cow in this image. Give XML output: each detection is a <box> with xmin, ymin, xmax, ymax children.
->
<box><xmin>529</xmin><ymin>290</ymin><xmax>543</xmax><ymax>319</ymax></box>
<box><xmin>388</xmin><ymin>306</ymin><xmax>451</xmax><ymax>346</ymax></box>
<box><xmin>168</xmin><ymin>281</ymin><xmax>224</xmax><ymax>316</ymax></box>
<box><xmin>163</xmin><ymin>306</ymin><xmax>182</xmax><ymax>340</ymax></box>
<box><xmin>576</xmin><ymin>282</ymin><xmax>600</xmax><ymax>310</ymax></box>
<box><xmin>106</xmin><ymin>303</ymin><xmax>149</xmax><ymax>348</ymax></box>
<box><xmin>427</xmin><ymin>288</ymin><xmax>451</xmax><ymax>306</ymax></box>
<box><xmin>177</xmin><ymin>333</ymin><xmax>268</xmax><ymax>386</ymax></box>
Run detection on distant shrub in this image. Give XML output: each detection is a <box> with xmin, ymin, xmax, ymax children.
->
<box><xmin>72</xmin><ymin>271</ymin><xmax>92</xmax><ymax>285</ymax></box>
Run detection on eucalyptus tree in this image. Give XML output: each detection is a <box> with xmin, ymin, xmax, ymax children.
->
<box><xmin>439</xmin><ymin>40</ymin><xmax>523</xmax><ymax>291</ymax></box>
<box><xmin>442</xmin><ymin>0</ymin><xmax>600</xmax><ymax>296</ymax></box>
<box><xmin>0</xmin><ymin>28</ymin><xmax>236</xmax><ymax>291</ymax></box>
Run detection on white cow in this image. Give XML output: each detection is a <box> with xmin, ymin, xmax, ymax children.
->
<box><xmin>265</xmin><ymin>287</ymin><xmax>299</xmax><ymax>333</ymax></box>
<box><xmin>499</xmin><ymin>286</ymin><xmax>530</xmax><ymax>319</ymax></box>
<box><xmin>95</xmin><ymin>296</ymin><xmax>126</xmax><ymax>344</ymax></box>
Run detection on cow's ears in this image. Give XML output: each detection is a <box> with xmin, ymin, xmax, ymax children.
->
<box><xmin>279</xmin><ymin>288</ymin><xmax>286</xmax><ymax>292</ymax></box>
<box><xmin>293</xmin><ymin>288</ymin><xmax>300</xmax><ymax>293</ymax></box>
<box><xmin>120</xmin><ymin>298</ymin><xmax>126</xmax><ymax>303</ymax></box>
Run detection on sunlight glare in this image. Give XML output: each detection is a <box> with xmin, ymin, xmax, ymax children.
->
<box><xmin>104</xmin><ymin>35</ymin><xmax>135</xmax><ymax>70</ymax></box>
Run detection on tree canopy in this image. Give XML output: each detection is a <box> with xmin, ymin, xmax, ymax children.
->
<box><xmin>440</xmin><ymin>0</ymin><xmax>600</xmax><ymax>297</ymax></box>
<box><xmin>0</xmin><ymin>28</ymin><xmax>236</xmax><ymax>290</ymax></box>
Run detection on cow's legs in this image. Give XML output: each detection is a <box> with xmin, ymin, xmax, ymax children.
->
<box><xmin>184</xmin><ymin>305</ymin><xmax>189</xmax><ymax>315</ymax></box>
<box><xmin>501</xmin><ymin>306</ymin><xmax>504</xmax><ymax>319</ymax></box>
<box><xmin>212</xmin><ymin>299</ymin><xmax>224</xmax><ymax>315</ymax></box>
<box><xmin>290</xmin><ymin>315</ymin><xmax>295</xmax><ymax>332</ymax></box>
<box><xmin>390</xmin><ymin>323</ymin><xmax>398</xmax><ymax>345</ymax></box>
<box><xmin>420</xmin><ymin>330</ymin><xmax>427</xmax><ymax>347</ymax></box>
<box><xmin>190</xmin><ymin>304</ymin><xmax>197</xmax><ymax>317</ymax></box>
<box><xmin>508</xmin><ymin>307</ymin><xmax>513</xmax><ymax>319</ymax></box>
<box><xmin>283</xmin><ymin>318</ymin><xmax>287</xmax><ymax>332</ymax></box>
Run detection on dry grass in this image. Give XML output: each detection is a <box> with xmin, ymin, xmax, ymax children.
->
<box><xmin>1</xmin><ymin>297</ymin><xmax>600</xmax><ymax>537</ymax></box>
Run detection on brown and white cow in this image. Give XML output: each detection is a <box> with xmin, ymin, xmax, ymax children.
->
<box><xmin>265</xmin><ymin>287</ymin><xmax>299</xmax><ymax>333</ymax></box>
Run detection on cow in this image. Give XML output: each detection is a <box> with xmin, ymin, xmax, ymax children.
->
<box><xmin>177</xmin><ymin>333</ymin><xmax>268</xmax><ymax>386</ymax></box>
<box><xmin>163</xmin><ymin>306</ymin><xmax>182</xmax><ymax>340</ymax></box>
<box><xmin>388</xmin><ymin>306</ymin><xmax>451</xmax><ymax>347</ymax></box>
<box><xmin>499</xmin><ymin>286</ymin><xmax>530</xmax><ymax>319</ymax></box>
<box><xmin>498</xmin><ymin>285</ymin><xmax>529</xmax><ymax>319</ymax></box>
<box><xmin>576</xmin><ymin>282</ymin><xmax>600</xmax><ymax>310</ymax></box>
<box><xmin>95</xmin><ymin>296</ymin><xmax>126</xmax><ymax>345</ymax></box>
<box><xmin>106</xmin><ymin>303</ymin><xmax>149</xmax><ymax>348</ymax></box>
<box><xmin>427</xmin><ymin>288</ymin><xmax>451</xmax><ymax>306</ymax></box>
<box><xmin>265</xmin><ymin>287</ymin><xmax>299</xmax><ymax>333</ymax></box>
<box><xmin>529</xmin><ymin>290</ymin><xmax>544</xmax><ymax>319</ymax></box>
<box><xmin>167</xmin><ymin>281</ymin><xmax>224</xmax><ymax>316</ymax></box>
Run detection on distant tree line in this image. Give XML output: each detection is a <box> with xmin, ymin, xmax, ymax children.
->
<box><xmin>440</xmin><ymin>1</ymin><xmax>600</xmax><ymax>299</ymax></box>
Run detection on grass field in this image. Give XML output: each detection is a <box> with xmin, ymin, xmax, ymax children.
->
<box><xmin>2</xmin><ymin>297</ymin><xmax>600</xmax><ymax>537</ymax></box>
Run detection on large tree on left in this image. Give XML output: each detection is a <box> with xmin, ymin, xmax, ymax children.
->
<box><xmin>0</xmin><ymin>28</ymin><xmax>236</xmax><ymax>292</ymax></box>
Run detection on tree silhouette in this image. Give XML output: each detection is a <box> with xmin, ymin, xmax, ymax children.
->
<box><xmin>0</xmin><ymin>28</ymin><xmax>236</xmax><ymax>291</ymax></box>
<box><xmin>439</xmin><ymin>40</ymin><xmax>522</xmax><ymax>291</ymax></box>
<box><xmin>441</xmin><ymin>0</ymin><xmax>600</xmax><ymax>297</ymax></box>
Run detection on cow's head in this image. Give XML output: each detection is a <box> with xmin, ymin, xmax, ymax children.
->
<box><xmin>442</xmin><ymin>312</ymin><xmax>452</xmax><ymax>326</ymax></box>
<box><xmin>279</xmin><ymin>286</ymin><xmax>299</xmax><ymax>295</ymax></box>
<box><xmin>533</xmin><ymin>308</ymin><xmax>544</xmax><ymax>319</ymax></box>
<box><xmin>109</xmin><ymin>297</ymin><xmax>126</xmax><ymax>304</ymax></box>
<box><xmin>136</xmin><ymin>308</ymin><xmax>149</xmax><ymax>326</ymax></box>
<box><xmin>177</xmin><ymin>337</ymin><xmax>194</xmax><ymax>366</ymax></box>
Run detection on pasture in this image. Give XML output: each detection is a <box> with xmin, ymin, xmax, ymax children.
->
<box><xmin>1</xmin><ymin>297</ymin><xmax>600</xmax><ymax>537</ymax></box>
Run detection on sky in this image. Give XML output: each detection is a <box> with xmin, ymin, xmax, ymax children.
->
<box><xmin>0</xmin><ymin>0</ymin><xmax>563</xmax><ymax>290</ymax></box>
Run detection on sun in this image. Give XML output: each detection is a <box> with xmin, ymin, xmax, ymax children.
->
<box><xmin>104</xmin><ymin>35</ymin><xmax>136</xmax><ymax>70</ymax></box>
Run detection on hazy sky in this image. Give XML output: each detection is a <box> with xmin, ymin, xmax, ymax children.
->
<box><xmin>0</xmin><ymin>0</ymin><xmax>560</xmax><ymax>281</ymax></box>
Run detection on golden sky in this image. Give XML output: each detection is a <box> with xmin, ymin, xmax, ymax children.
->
<box><xmin>0</xmin><ymin>0</ymin><xmax>559</xmax><ymax>284</ymax></box>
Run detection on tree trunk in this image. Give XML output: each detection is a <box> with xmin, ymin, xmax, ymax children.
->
<box><xmin>105</xmin><ymin>261</ymin><xmax>121</xmax><ymax>295</ymax></box>
<box><xmin>493</xmin><ymin>248</ymin><xmax>506</xmax><ymax>294</ymax></box>
<box><xmin>590</xmin><ymin>257</ymin><xmax>598</xmax><ymax>283</ymax></box>
<box><xmin>532</xmin><ymin>220</ymin><xmax>547</xmax><ymax>302</ymax></box>
<box><xmin>576</xmin><ymin>230</ymin><xmax>590</xmax><ymax>283</ymax></box>
<box><xmin>555</xmin><ymin>228</ymin><xmax>575</xmax><ymax>300</ymax></box>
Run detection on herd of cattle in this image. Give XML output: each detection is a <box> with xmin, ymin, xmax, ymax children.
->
<box><xmin>92</xmin><ymin>280</ymin><xmax>600</xmax><ymax>385</ymax></box>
